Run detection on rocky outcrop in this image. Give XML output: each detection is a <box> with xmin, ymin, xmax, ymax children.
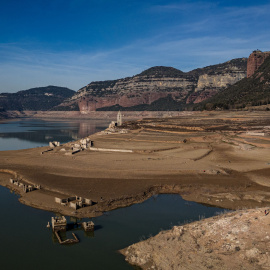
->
<box><xmin>121</xmin><ymin>208</ymin><xmax>270</xmax><ymax>270</ymax></box>
<box><xmin>194</xmin><ymin>53</ymin><xmax>270</xmax><ymax>110</ymax></box>
<box><xmin>58</xmin><ymin>59</ymin><xmax>247</xmax><ymax>112</ymax></box>
<box><xmin>247</xmin><ymin>50</ymin><xmax>270</xmax><ymax>78</ymax></box>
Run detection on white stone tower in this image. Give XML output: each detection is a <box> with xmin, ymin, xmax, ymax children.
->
<box><xmin>117</xmin><ymin>111</ymin><xmax>122</xmax><ymax>126</ymax></box>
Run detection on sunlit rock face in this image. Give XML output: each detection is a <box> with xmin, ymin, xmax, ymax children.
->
<box><xmin>58</xmin><ymin>59</ymin><xmax>247</xmax><ymax>111</ymax></box>
<box><xmin>247</xmin><ymin>50</ymin><xmax>270</xmax><ymax>78</ymax></box>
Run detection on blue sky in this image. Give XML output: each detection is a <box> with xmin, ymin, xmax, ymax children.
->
<box><xmin>0</xmin><ymin>0</ymin><xmax>270</xmax><ymax>93</ymax></box>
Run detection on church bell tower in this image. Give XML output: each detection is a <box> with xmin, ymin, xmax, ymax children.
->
<box><xmin>117</xmin><ymin>111</ymin><xmax>122</xmax><ymax>126</ymax></box>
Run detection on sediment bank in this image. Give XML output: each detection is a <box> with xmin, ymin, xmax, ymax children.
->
<box><xmin>0</xmin><ymin>111</ymin><xmax>270</xmax><ymax>217</ymax></box>
<box><xmin>1</xmin><ymin>110</ymin><xmax>188</xmax><ymax>121</ymax></box>
<box><xmin>1</xmin><ymin>111</ymin><xmax>270</xmax><ymax>269</ymax></box>
<box><xmin>121</xmin><ymin>207</ymin><xmax>270</xmax><ymax>270</ymax></box>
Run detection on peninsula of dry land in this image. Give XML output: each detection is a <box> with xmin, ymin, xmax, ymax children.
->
<box><xmin>0</xmin><ymin>111</ymin><xmax>270</xmax><ymax>217</ymax></box>
<box><xmin>1</xmin><ymin>110</ymin><xmax>270</xmax><ymax>269</ymax></box>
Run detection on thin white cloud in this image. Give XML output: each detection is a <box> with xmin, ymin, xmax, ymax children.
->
<box><xmin>224</xmin><ymin>4</ymin><xmax>270</xmax><ymax>17</ymax></box>
<box><xmin>1</xmin><ymin>2</ymin><xmax>270</xmax><ymax>92</ymax></box>
<box><xmin>0</xmin><ymin>32</ymin><xmax>269</xmax><ymax>93</ymax></box>
<box><xmin>150</xmin><ymin>2</ymin><xmax>216</xmax><ymax>12</ymax></box>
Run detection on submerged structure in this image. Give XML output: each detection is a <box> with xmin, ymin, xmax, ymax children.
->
<box><xmin>49</xmin><ymin>216</ymin><xmax>94</xmax><ymax>245</ymax></box>
<box><xmin>51</xmin><ymin>216</ymin><xmax>67</xmax><ymax>232</ymax></box>
<box><xmin>82</xmin><ymin>221</ymin><xmax>95</xmax><ymax>232</ymax></box>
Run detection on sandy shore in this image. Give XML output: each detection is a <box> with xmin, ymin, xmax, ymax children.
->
<box><xmin>1</xmin><ymin>110</ymin><xmax>270</xmax><ymax>269</ymax></box>
<box><xmin>1</xmin><ymin>110</ymin><xmax>186</xmax><ymax>121</ymax></box>
<box><xmin>1</xmin><ymin>110</ymin><xmax>270</xmax><ymax>218</ymax></box>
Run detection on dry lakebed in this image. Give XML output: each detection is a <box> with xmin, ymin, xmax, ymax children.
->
<box><xmin>1</xmin><ymin>111</ymin><xmax>270</xmax><ymax>269</ymax></box>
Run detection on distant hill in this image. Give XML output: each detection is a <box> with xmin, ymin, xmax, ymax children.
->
<box><xmin>0</xmin><ymin>57</ymin><xmax>253</xmax><ymax>113</ymax></box>
<box><xmin>0</xmin><ymin>86</ymin><xmax>76</xmax><ymax>111</ymax></box>
<box><xmin>138</xmin><ymin>66</ymin><xmax>185</xmax><ymax>77</ymax></box>
<box><xmin>194</xmin><ymin>55</ymin><xmax>270</xmax><ymax>110</ymax></box>
<box><xmin>57</xmin><ymin>58</ymin><xmax>247</xmax><ymax>112</ymax></box>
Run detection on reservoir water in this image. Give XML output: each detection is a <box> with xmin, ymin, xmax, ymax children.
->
<box><xmin>0</xmin><ymin>119</ymin><xmax>224</xmax><ymax>269</ymax></box>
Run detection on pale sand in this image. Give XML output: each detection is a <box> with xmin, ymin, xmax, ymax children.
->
<box><xmin>1</xmin><ymin>111</ymin><xmax>270</xmax><ymax>269</ymax></box>
<box><xmin>0</xmin><ymin>111</ymin><xmax>270</xmax><ymax>218</ymax></box>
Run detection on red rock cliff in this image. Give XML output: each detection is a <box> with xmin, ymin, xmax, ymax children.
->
<box><xmin>247</xmin><ymin>50</ymin><xmax>270</xmax><ymax>78</ymax></box>
<box><xmin>57</xmin><ymin>59</ymin><xmax>247</xmax><ymax>112</ymax></box>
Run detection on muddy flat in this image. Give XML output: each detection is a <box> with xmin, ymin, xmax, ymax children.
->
<box><xmin>1</xmin><ymin>110</ymin><xmax>270</xmax><ymax>270</ymax></box>
<box><xmin>0</xmin><ymin>111</ymin><xmax>270</xmax><ymax>217</ymax></box>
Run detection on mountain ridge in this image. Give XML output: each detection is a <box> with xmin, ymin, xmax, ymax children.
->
<box><xmin>194</xmin><ymin>55</ymin><xmax>270</xmax><ymax>110</ymax></box>
<box><xmin>0</xmin><ymin>86</ymin><xmax>75</xmax><ymax>111</ymax></box>
<box><xmin>57</xmin><ymin>58</ymin><xmax>247</xmax><ymax>112</ymax></box>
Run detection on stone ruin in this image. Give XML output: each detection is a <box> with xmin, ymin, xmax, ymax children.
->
<box><xmin>80</xmin><ymin>138</ymin><xmax>93</xmax><ymax>149</ymax></box>
<box><xmin>69</xmin><ymin>138</ymin><xmax>93</xmax><ymax>154</ymax></box>
<box><xmin>51</xmin><ymin>216</ymin><xmax>67</xmax><ymax>231</ymax></box>
<box><xmin>108</xmin><ymin>111</ymin><xmax>123</xmax><ymax>130</ymax></box>
<box><xmin>55</xmin><ymin>195</ymin><xmax>93</xmax><ymax>210</ymax></box>
<box><xmin>49</xmin><ymin>141</ymin><xmax>60</xmax><ymax>148</ymax></box>
<box><xmin>49</xmin><ymin>216</ymin><xmax>94</xmax><ymax>245</ymax></box>
<box><xmin>246</xmin><ymin>131</ymin><xmax>266</xmax><ymax>136</ymax></box>
<box><xmin>109</xmin><ymin>121</ymin><xmax>117</xmax><ymax>129</ymax></box>
<box><xmin>82</xmin><ymin>221</ymin><xmax>95</xmax><ymax>232</ymax></box>
<box><xmin>9</xmin><ymin>178</ymin><xmax>41</xmax><ymax>193</ymax></box>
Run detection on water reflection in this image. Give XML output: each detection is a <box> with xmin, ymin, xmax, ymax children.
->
<box><xmin>0</xmin><ymin>118</ymin><xmax>225</xmax><ymax>269</ymax></box>
<box><xmin>0</xmin><ymin>119</ymin><xmax>109</xmax><ymax>150</ymax></box>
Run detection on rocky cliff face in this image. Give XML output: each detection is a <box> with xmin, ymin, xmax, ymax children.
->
<box><xmin>247</xmin><ymin>50</ymin><xmax>270</xmax><ymax>78</ymax></box>
<box><xmin>58</xmin><ymin>59</ymin><xmax>247</xmax><ymax>112</ymax></box>
<box><xmin>194</xmin><ymin>54</ymin><xmax>270</xmax><ymax>110</ymax></box>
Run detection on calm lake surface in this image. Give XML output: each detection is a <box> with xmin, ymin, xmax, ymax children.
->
<box><xmin>0</xmin><ymin>119</ymin><xmax>224</xmax><ymax>270</ymax></box>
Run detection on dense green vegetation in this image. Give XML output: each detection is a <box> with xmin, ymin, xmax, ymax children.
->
<box><xmin>97</xmin><ymin>95</ymin><xmax>185</xmax><ymax>111</ymax></box>
<box><xmin>0</xmin><ymin>86</ymin><xmax>75</xmax><ymax>111</ymax></box>
<box><xmin>53</xmin><ymin>103</ymin><xmax>79</xmax><ymax>111</ymax></box>
<box><xmin>137</xmin><ymin>66</ymin><xmax>184</xmax><ymax>78</ymax></box>
<box><xmin>0</xmin><ymin>58</ymin><xmax>257</xmax><ymax>112</ymax></box>
<box><xmin>194</xmin><ymin>56</ymin><xmax>270</xmax><ymax>110</ymax></box>
<box><xmin>188</xmin><ymin>58</ymin><xmax>247</xmax><ymax>76</ymax></box>
<box><xmin>137</xmin><ymin>60</ymin><xmax>247</xmax><ymax>78</ymax></box>
<box><xmin>76</xmin><ymin>58</ymin><xmax>247</xmax><ymax>102</ymax></box>
<box><xmin>79</xmin><ymin>80</ymin><xmax>118</xmax><ymax>97</ymax></box>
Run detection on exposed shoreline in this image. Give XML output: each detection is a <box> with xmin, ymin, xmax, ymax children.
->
<box><xmin>1</xmin><ymin>111</ymin><xmax>270</xmax><ymax>269</ymax></box>
<box><xmin>0</xmin><ymin>110</ymin><xmax>187</xmax><ymax>121</ymax></box>
<box><xmin>1</xmin><ymin>111</ymin><xmax>270</xmax><ymax>218</ymax></box>
<box><xmin>120</xmin><ymin>207</ymin><xmax>270</xmax><ymax>269</ymax></box>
